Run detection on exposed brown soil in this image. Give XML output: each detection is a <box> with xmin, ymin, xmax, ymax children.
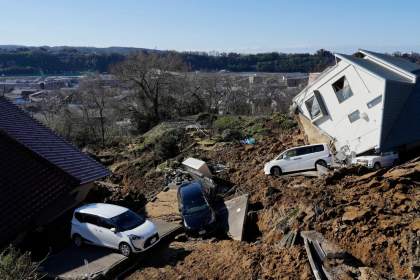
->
<box><xmin>94</xmin><ymin>124</ymin><xmax>419</xmax><ymax>279</ymax></box>
<box><xmin>128</xmin><ymin>240</ymin><xmax>312</xmax><ymax>280</ymax></box>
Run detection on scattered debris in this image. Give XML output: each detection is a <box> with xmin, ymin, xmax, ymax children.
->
<box><xmin>182</xmin><ymin>157</ymin><xmax>213</xmax><ymax>178</ymax></box>
<box><xmin>302</xmin><ymin>231</ymin><xmax>369</xmax><ymax>280</ymax></box>
<box><xmin>240</xmin><ymin>137</ymin><xmax>256</xmax><ymax>145</ymax></box>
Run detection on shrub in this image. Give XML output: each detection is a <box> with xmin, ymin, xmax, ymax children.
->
<box><xmin>195</xmin><ymin>113</ymin><xmax>216</xmax><ymax>126</ymax></box>
<box><xmin>154</xmin><ymin>128</ymin><xmax>184</xmax><ymax>160</ymax></box>
<box><xmin>245</xmin><ymin>120</ymin><xmax>270</xmax><ymax>137</ymax></box>
<box><xmin>221</xmin><ymin>129</ymin><xmax>244</xmax><ymax>141</ymax></box>
<box><xmin>0</xmin><ymin>246</ymin><xmax>44</xmax><ymax>280</ymax></box>
<box><xmin>272</xmin><ymin>113</ymin><xmax>297</xmax><ymax>130</ymax></box>
<box><xmin>213</xmin><ymin>116</ymin><xmax>242</xmax><ymax>131</ymax></box>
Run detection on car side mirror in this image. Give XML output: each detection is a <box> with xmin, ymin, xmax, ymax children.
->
<box><xmin>110</xmin><ymin>227</ymin><xmax>117</xmax><ymax>233</ymax></box>
<box><xmin>283</xmin><ymin>155</ymin><xmax>290</xmax><ymax>160</ymax></box>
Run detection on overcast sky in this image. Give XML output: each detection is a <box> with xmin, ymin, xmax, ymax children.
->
<box><xmin>1</xmin><ymin>0</ymin><xmax>420</xmax><ymax>54</ymax></box>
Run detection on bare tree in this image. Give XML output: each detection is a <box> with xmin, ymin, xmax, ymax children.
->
<box><xmin>111</xmin><ymin>52</ymin><xmax>187</xmax><ymax>125</ymax></box>
<box><xmin>75</xmin><ymin>75</ymin><xmax>113</xmax><ymax>146</ymax></box>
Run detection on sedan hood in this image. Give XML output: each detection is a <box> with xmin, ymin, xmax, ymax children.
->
<box><xmin>183</xmin><ymin>208</ymin><xmax>213</xmax><ymax>230</ymax></box>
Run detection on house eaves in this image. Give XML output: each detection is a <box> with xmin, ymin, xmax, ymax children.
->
<box><xmin>358</xmin><ymin>49</ymin><xmax>418</xmax><ymax>83</ymax></box>
<box><xmin>335</xmin><ymin>53</ymin><xmax>413</xmax><ymax>83</ymax></box>
<box><xmin>0</xmin><ymin>97</ymin><xmax>110</xmax><ymax>185</ymax></box>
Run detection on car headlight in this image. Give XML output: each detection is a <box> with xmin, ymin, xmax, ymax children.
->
<box><xmin>129</xmin><ymin>234</ymin><xmax>143</xmax><ymax>240</ymax></box>
<box><xmin>183</xmin><ymin>219</ymin><xmax>191</xmax><ymax>229</ymax></box>
<box><xmin>209</xmin><ymin>213</ymin><xmax>216</xmax><ymax>224</ymax></box>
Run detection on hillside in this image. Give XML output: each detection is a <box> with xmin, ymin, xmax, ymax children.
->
<box><xmin>88</xmin><ymin>115</ymin><xmax>419</xmax><ymax>279</ymax></box>
<box><xmin>0</xmin><ymin>46</ymin><xmax>336</xmax><ymax>75</ymax></box>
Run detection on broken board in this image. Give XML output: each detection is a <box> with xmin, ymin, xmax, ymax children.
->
<box><xmin>215</xmin><ymin>194</ymin><xmax>249</xmax><ymax>241</ymax></box>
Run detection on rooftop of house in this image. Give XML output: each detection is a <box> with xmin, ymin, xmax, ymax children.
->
<box><xmin>359</xmin><ymin>49</ymin><xmax>420</xmax><ymax>74</ymax></box>
<box><xmin>335</xmin><ymin>53</ymin><xmax>413</xmax><ymax>83</ymax></box>
<box><xmin>0</xmin><ymin>96</ymin><xmax>110</xmax><ymax>185</ymax></box>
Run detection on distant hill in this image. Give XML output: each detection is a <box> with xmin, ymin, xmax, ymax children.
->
<box><xmin>0</xmin><ymin>45</ymin><xmax>418</xmax><ymax>76</ymax></box>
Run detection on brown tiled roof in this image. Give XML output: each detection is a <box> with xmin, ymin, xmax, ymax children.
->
<box><xmin>0</xmin><ymin>97</ymin><xmax>110</xmax><ymax>184</ymax></box>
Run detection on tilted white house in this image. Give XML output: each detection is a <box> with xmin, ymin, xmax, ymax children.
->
<box><xmin>293</xmin><ymin>49</ymin><xmax>420</xmax><ymax>156</ymax></box>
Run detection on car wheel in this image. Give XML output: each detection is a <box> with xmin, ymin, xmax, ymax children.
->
<box><xmin>270</xmin><ymin>166</ymin><xmax>282</xmax><ymax>176</ymax></box>
<box><xmin>315</xmin><ymin>160</ymin><xmax>327</xmax><ymax>170</ymax></box>
<box><xmin>73</xmin><ymin>234</ymin><xmax>83</xmax><ymax>248</ymax></box>
<box><xmin>373</xmin><ymin>162</ymin><xmax>381</xmax><ymax>170</ymax></box>
<box><xmin>119</xmin><ymin>242</ymin><xmax>132</xmax><ymax>257</ymax></box>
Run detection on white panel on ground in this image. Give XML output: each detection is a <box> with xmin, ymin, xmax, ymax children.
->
<box><xmin>216</xmin><ymin>194</ymin><xmax>249</xmax><ymax>241</ymax></box>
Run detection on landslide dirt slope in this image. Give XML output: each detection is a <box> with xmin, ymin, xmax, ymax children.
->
<box><xmin>200</xmin><ymin>132</ymin><xmax>418</xmax><ymax>279</ymax></box>
<box><xmin>195</xmin><ymin>131</ymin><xmax>419</xmax><ymax>279</ymax></box>
<box><xmin>98</xmin><ymin>125</ymin><xmax>418</xmax><ymax>279</ymax></box>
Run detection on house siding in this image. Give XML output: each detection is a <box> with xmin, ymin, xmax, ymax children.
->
<box><xmin>381</xmin><ymin>83</ymin><xmax>420</xmax><ymax>151</ymax></box>
<box><xmin>295</xmin><ymin>59</ymin><xmax>385</xmax><ymax>154</ymax></box>
<box><xmin>0</xmin><ymin>133</ymin><xmax>77</xmax><ymax>244</ymax></box>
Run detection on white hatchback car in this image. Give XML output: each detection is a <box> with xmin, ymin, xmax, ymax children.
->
<box><xmin>264</xmin><ymin>143</ymin><xmax>332</xmax><ymax>175</ymax></box>
<box><xmin>71</xmin><ymin>203</ymin><xmax>159</xmax><ymax>256</ymax></box>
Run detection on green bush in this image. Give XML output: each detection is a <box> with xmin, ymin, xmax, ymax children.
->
<box><xmin>221</xmin><ymin>129</ymin><xmax>244</xmax><ymax>141</ymax></box>
<box><xmin>0</xmin><ymin>246</ymin><xmax>44</xmax><ymax>280</ymax></box>
<box><xmin>272</xmin><ymin>113</ymin><xmax>297</xmax><ymax>130</ymax></box>
<box><xmin>195</xmin><ymin>113</ymin><xmax>216</xmax><ymax>126</ymax></box>
<box><xmin>213</xmin><ymin>116</ymin><xmax>242</xmax><ymax>131</ymax></box>
<box><xmin>245</xmin><ymin>120</ymin><xmax>270</xmax><ymax>137</ymax></box>
<box><xmin>154</xmin><ymin>128</ymin><xmax>184</xmax><ymax>160</ymax></box>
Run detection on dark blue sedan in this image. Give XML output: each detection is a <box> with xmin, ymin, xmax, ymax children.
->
<box><xmin>177</xmin><ymin>181</ymin><xmax>217</xmax><ymax>236</ymax></box>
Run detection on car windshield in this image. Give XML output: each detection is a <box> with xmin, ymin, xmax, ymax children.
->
<box><xmin>110</xmin><ymin>210</ymin><xmax>145</xmax><ymax>232</ymax></box>
<box><xmin>183</xmin><ymin>193</ymin><xmax>208</xmax><ymax>215</ymax></box>
<box><xmin>276</xmin><ymin>149</ymin><xmax>295</xmax><ymax>159</ymax></box>
<box><xmin>276</xmin><ymin>152</ymin><xmax>284</xmax><ymax>160</ymax></box>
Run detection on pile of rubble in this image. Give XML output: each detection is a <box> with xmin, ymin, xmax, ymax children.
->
<box><xmin>196</xmin><ymin>137</ymin><xmax>419</xmax><ymax>279</ymax></box>
<box><xmin>92</xmin><ymin>122</ymin><xmax>419</xmax><ymax>279</ymax></box>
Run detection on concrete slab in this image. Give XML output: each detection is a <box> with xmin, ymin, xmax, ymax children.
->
<box><xmin>40</xmin><ymin>219</ymin><xmax>181</xmax><ymax>279</ymax></box>
<box><xmin>215</xmin><ymin>194</ymin><xmax>249</xmax><ymax>241</ymax></box>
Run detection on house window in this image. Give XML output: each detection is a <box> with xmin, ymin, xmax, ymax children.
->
<box><xmin>348</xmin><ymin>110</ymin><xmax>360</xmax><ymax>123</ymax></box>
<box><xmin>305</xmin><ymin>96</ymin><xmax>321</xmax><ymax>119</ymax></box>
<box><xmin>304</xmin><ymin>90</ymin><xmax>328</xmax><ymax>120</ymax></box>
<box><xmin>332</xmin><ymin>76</ymin><xmax>353</xmax><ymax>103</ymax></box>
<box><xmin>367</xmin><ymin>95</ymin><xmax>382</xmax><ymax>108</ymax></box>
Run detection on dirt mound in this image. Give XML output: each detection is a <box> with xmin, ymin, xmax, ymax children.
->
<box><xmin>186</xmin><ymin>131</ymin><xmax>419</xmax><ymax>279</ymax></box>
<box><xmin>93</xmin><ymin>123</ymin><xmax>419</xmax><ymax>279</ymax></box>
<box><xmin>128</xmin><ymin>240</ymin><xmax>312</xmax><ymax>280</ymax></box>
